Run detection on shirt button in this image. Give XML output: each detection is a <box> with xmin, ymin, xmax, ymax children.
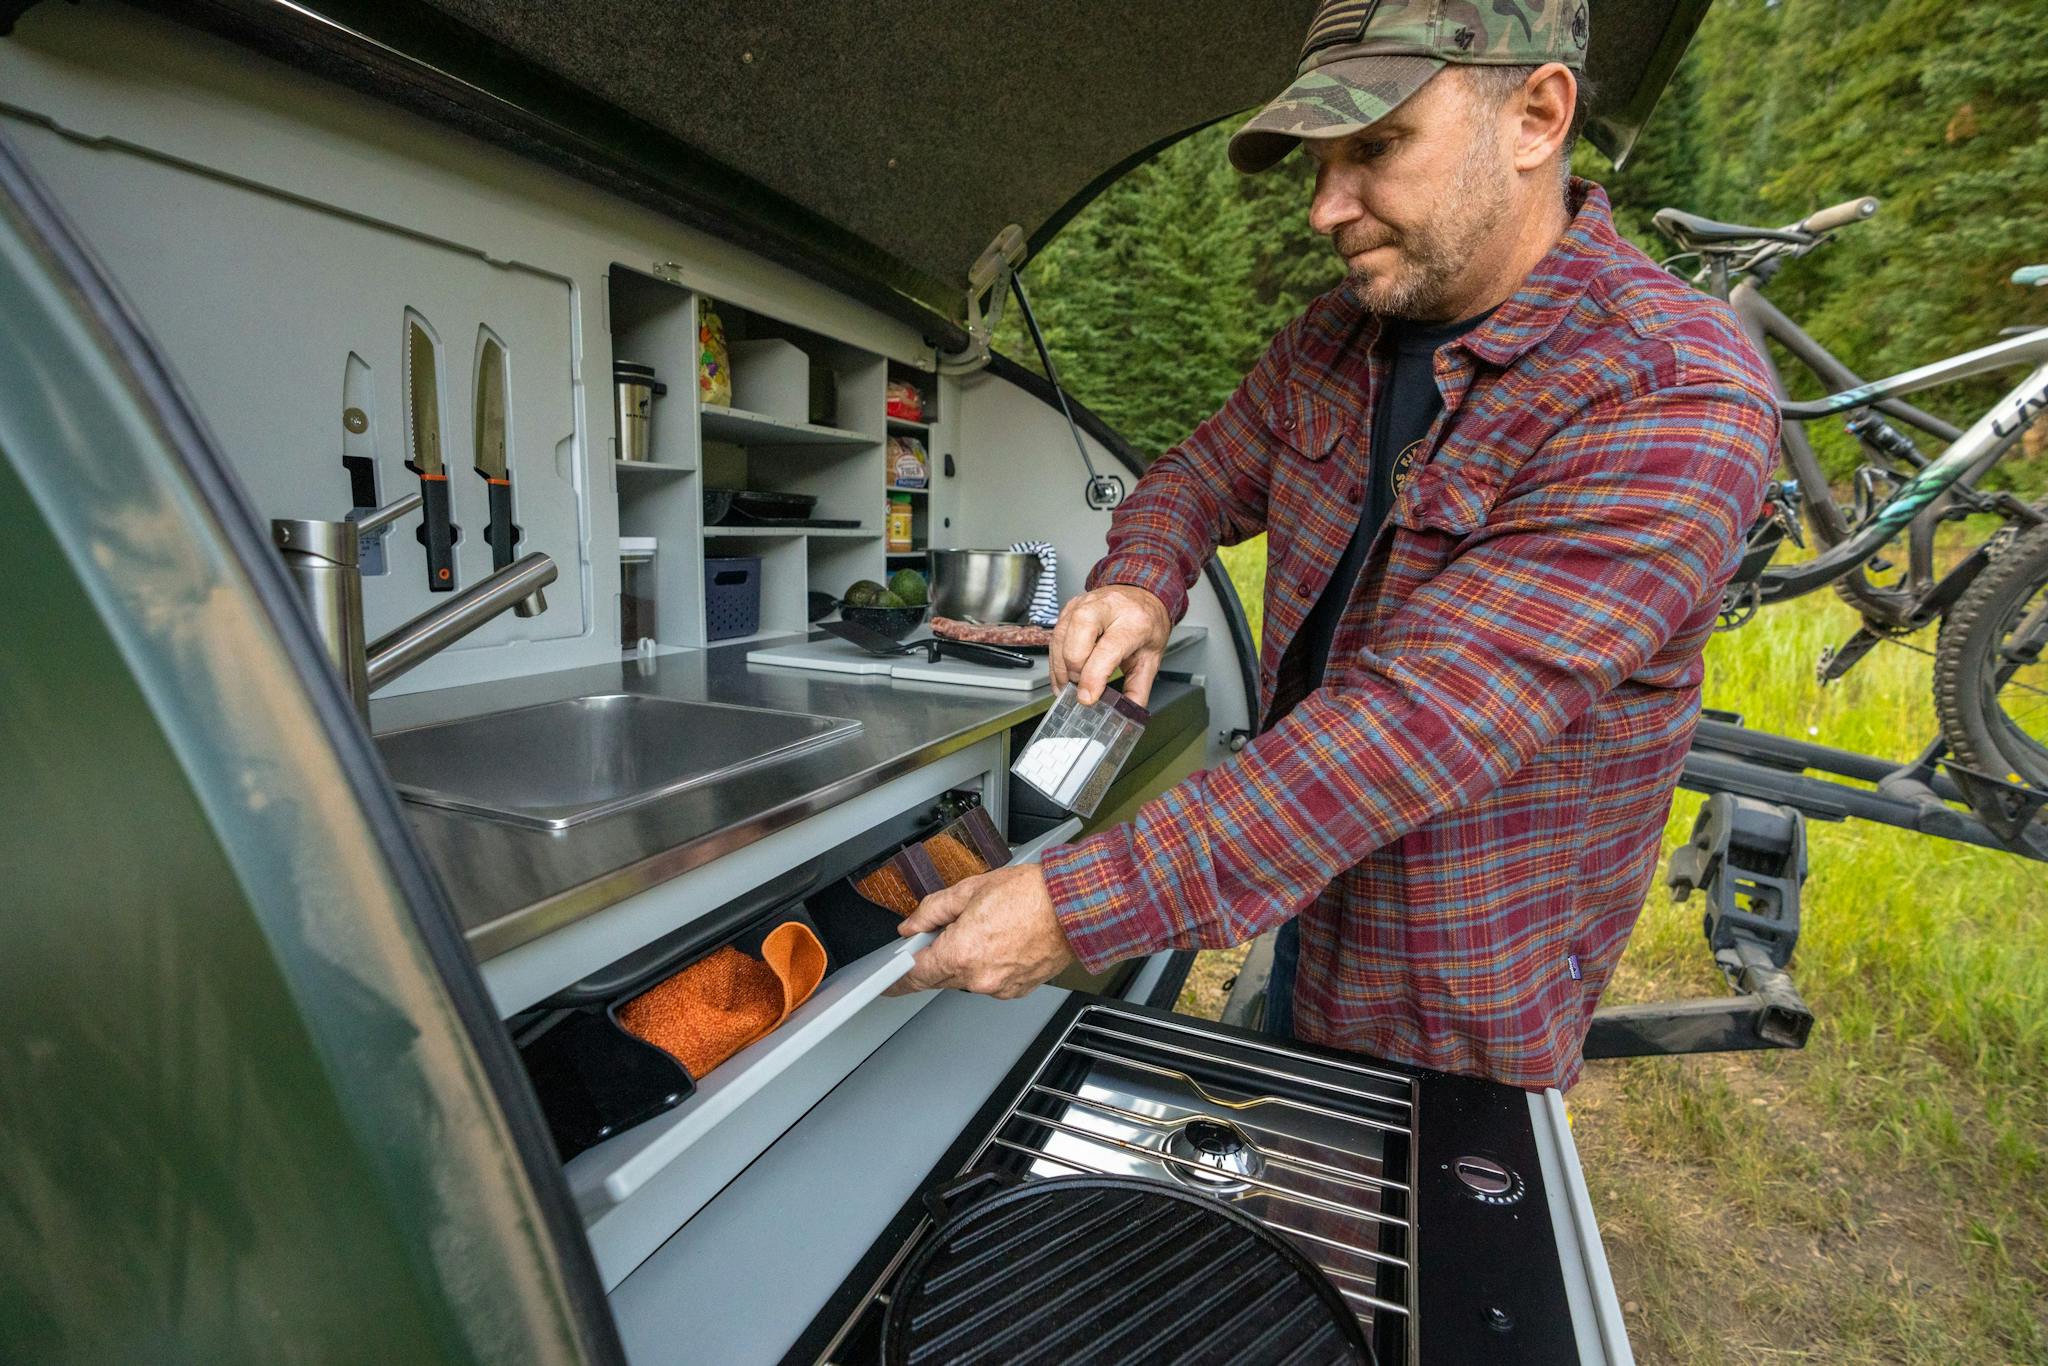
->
<box><xmin>1281</xmin><ymin>414</ymin><xmax>1297</xmax><ymax>431</ymax></box>
<box><xmin>1348</xmin><ymin>486</ymin><xmax>1362</xmax><ymax>505</ymax></box>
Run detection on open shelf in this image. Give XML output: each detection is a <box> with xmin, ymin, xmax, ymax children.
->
<box><xmin>701</xmin><ymin>404</ymin><xmax>872</xmax><ymax>448</ymax></box>
<box><xmin>704</xmin><ymin>526</ymin><xmax>879</xmax><ymax>540</ymax></box>
<box><xmin>605</xmin><ymin>273</ymin><xmax>939</xmax><ymax>653</ymax></box>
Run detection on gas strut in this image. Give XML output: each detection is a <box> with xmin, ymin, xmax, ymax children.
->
<box><xmin>1009</xmin><ymin>273</ymin><xmax>1126</xmax><ymax>511</ymax></box>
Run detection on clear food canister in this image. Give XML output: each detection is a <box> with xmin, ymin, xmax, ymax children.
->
<box><xmin>620</xmin><ymin>536</ymin><xmax>657</xmax><ymax>647</ymax></box>
<box><xmin>615</xmin><ymin>361</ymin><xmax>668</xmax><ymax>463</ymax></box>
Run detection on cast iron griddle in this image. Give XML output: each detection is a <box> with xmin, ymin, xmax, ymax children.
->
<box><xmin>884</xmin><ymin>1173</ymin><xmax>1373</xmax><ymax>1366</ymax></box>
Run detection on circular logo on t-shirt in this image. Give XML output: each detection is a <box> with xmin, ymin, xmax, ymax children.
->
<box><xmin>1390</xmin><ymin>438</ymin><xmax>1427</xmax><ymax>498</ymax></box>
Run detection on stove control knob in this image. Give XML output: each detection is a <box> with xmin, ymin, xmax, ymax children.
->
<box><xmin>1453</xmin><ymin>1155</ymin><xmax>1525</xmax><ymax>1206</ymax></box>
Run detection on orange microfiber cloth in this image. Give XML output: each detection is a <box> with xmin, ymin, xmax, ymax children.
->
<box><xmin>617</xmin><ymin>921</ymin><xmax>828</xmax><ymax>1080</ymax></box>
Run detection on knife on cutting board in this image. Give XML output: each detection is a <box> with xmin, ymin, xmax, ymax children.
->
<box><xmin>472</xmin><ymin>328</ymin><xmax>521</xmax><ymax>572</ymax></box>
<box><xmin>403</xmin><ymin>310</ymin><xmax>459</xmax><ymax>592</ymax></box>
<box><xmin>340</xmin><ymin>351</ymin><xmax>388</xmax><ymax>575</ymax></box>
<box><xmin>819</xmin><ymin>618</ymin><xmax>1033</xmax><ymax>669</ymax></box>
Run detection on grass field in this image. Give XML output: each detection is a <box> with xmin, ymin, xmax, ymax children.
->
<box><xmin>1198</xmin><ymin>541</ymin><xmax>2048</xmax><ymax>1362</ymax></box>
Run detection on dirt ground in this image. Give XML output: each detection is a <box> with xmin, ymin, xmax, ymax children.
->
<box><xmin>1174</xmin><ymin>941</ymin><xmax>1252</xmax><ymax>1020</ymax></box>
<box><xmin>1567</xmin><ymin>1046</ymin><xmax>2047</xmax><ymax>1365</ymax></box>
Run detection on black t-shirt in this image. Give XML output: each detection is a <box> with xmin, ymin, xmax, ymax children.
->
<box><xmin>1290</xmin><ymin>308</ymin><xmax>1494</xmax><ymax>693</ymax></box>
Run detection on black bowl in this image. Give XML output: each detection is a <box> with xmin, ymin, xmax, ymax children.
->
<box><xmin>840</xmin><ymin>604</ymin><xmax>927</xmax><ymax>640</ymax></box>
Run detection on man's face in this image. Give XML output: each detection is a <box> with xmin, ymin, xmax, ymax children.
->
<box><xmin>1303</xmin><ymin>70</ymin><xmax>1515</xmax><ymax>321</ymax></box>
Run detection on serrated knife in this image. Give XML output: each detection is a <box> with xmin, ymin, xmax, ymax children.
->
<box><xmin>473</xmin><ymin>328</ymin><xmax>520</xmax><ymax>572</ymax></box>
<box><xmin>403</xmin><ymin>311</ymin><xmax>459</xmax><ymax>592</ymax></box>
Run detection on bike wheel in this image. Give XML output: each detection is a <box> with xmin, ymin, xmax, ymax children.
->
<box><xmin>1934</xmin><ymin>523</ymin><xmax>2048</xmax><ymax>789</ymax></box>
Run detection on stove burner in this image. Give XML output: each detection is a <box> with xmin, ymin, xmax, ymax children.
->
<box><xmin>1164</xmin><ymin>1116</ymin><xmax>1264</xmax><ymax>1191</ymax></box>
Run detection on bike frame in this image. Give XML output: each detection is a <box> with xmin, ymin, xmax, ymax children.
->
<box><xmin>1733</xmin><ymin>309</ymin><xmax>2048</xmax><ymax>606</ymax></box>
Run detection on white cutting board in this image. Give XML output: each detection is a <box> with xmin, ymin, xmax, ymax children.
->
<box><xmin>886</xmin><ymin>650</ymin><xmax>1050</xmax><ymax>691</ymax></box>
<box><xmin>745</xmin><ymin>635</ymin><xmax>1049</xmax><ymax>691</ymax></box>
<box><xmin>744</xmin><ymin>637</ymin><xmax>896</xmax><ymax>676</ymax></box>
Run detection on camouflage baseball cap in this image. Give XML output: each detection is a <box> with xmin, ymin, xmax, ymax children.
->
<box><xmin>1229</xmin><ymin>0</ymin><xmax>1592</xmax><ymax>173</ymax></box>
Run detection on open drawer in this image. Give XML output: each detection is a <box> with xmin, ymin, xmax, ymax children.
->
<box><xmin>547</xmin><ymin>804</ymin><xmax>1075</xmax><ymax>1288</ymax></box>
<box><xmin>562</xmin><ymin>927</ymin><xmax>929</xmax><ymax>1219</ymax></box>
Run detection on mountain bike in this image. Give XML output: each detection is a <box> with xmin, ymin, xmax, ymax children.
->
<box><xmin>1654</xmin><ymin>200</ymin><xmax>2048</xmax><ymax>801</ymax></box>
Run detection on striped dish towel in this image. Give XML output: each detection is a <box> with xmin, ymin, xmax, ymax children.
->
<box><xmin>1010</xmin><ymin>541</ymin><xmax>1061</xmax><ymax>626</ymax></box>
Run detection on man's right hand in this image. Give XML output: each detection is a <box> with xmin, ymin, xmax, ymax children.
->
<box><xmin>1050</xmin><ymin>584</ymin><xmax>1173</xmax><ymax>707</ymax></box>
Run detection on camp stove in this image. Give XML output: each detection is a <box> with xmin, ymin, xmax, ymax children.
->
<box><xmin>791</xmin><ymin>998</ymin><xmax>1632</xmax><ymax>1364</ymax></box>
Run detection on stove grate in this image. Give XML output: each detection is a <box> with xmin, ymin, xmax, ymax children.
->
<box><xmin>814</xmin><ymin>1004</ymin><xmax>1420</xmax><ymax>1365</ymax></box>
<box><xmin>963</xmin><ymin>1006</ymin><xmax>1419</xmax><ymax>1353</ymax></box>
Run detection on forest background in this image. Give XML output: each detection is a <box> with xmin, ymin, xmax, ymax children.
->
<box><xmin>999</xmin><ymin>0</ymin><xmax>2046</xmax><ymax>533</ymax></box>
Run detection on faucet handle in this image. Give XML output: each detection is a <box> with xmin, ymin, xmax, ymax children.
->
<box><xmin>354</xmin><ymin>489</ymin><xmax>424</xmax><ymax>536</ymax></box>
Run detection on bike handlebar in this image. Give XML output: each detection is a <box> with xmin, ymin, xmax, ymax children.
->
<box><xmin>1797</xmin><ymin>196</ymin><xmax>1879</xmax><ymax>235</ymax></box>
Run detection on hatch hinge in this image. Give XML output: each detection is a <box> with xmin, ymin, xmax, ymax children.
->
<box><xmin>938</xmin><ymin>224</ymin><xmax>1027</xmax><ymax>376</ymax></box>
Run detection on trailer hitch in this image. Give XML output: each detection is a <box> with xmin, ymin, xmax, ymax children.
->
<box><xmin>1584</xmin><ymin>793</ymin><xmax>1815</xmax><ymax>1058</ymax></box>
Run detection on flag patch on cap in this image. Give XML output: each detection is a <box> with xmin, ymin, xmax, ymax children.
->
<box><xmin>1301</xmin><ymin>0</ymin><xmax>1384</xmax><ymax>61</ymax></box>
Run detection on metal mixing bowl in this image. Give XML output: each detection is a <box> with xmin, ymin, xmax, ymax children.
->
<box><xmin>929</xmin><ymin>549</ymin><xmax>1042</xmax><ymax>624</ymax></box>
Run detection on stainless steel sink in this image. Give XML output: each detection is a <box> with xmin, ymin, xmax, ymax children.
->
<box><xmin>375</xmin><ymin>694</ymin><xmax>862</xmax><ymax>830</ymax></box>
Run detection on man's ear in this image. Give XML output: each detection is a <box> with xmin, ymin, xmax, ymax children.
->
<box><xmin>1511</xmin><ymin>63</ymin><xmax>1577</xmax><ymax>174</ymax></box>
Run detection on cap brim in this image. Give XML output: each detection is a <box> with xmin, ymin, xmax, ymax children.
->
<box><xmin>1227</xmin><ymin>54</ymin><xmax>1445</xmax><ymax>173</ymax></box>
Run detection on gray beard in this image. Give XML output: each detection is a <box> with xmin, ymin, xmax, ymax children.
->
<box><xmin>1347</xmin><ymin>142</ymin><xmax>1512</xmax><ymax>321</ymax></box>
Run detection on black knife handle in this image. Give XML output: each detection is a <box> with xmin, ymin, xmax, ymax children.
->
<box><xmin>412</xmin><ymin>469</ymin><xmax>458</xmax><ymax>592</ymax></box>
<box><xmin>483</xmin><ymin>478</ymin><xmax>519</xmax><ymax>571</ymax></box>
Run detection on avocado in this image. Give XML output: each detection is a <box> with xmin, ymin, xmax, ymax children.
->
<box><xmin>844</xmin><ymin>579</ymin><xmax>887</xmax><ymax>607</ymax></box>
<box><xmin>874</xmin><ymin>590</ymin><xmax>907</xmax><ymax>609</ymax></box>
<box><xmin>888</xmin><ymin>568</ymin><xmax>929</xmax><ymax>607</ymax></box>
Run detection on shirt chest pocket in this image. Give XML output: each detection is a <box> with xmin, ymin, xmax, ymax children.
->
<box><xmin>1266</xmin><ymin>388</ymin><xmax>1348</xmax><ymax>465</ymax></box>
<box><xmin>1390</xmin><ymin>432</ymin><xmax>1512</xmax><ymax>538</ymax></box>
<box><xmin>1263</xmin><ymin>393</ymin><xmax>1359</xmax><ymax>574</ymax></box>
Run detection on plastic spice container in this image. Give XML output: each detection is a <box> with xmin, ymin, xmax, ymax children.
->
<box><xmin>620</xmin><ymin>537</ymin><xmax>657</xmax><ymax>647</ymax></box>
<box><xmin>1010</xmin><ymin>682</ymin><xmax>1150</xmax><ymax>818</ymax></box>
<box><xmin>886</xmin><ymin>493</ymin><xmax>915</xmax><ymax>552</ymax></box>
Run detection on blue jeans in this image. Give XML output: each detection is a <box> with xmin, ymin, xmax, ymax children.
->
<box><xmin>1263</xmin><ymin>918</ymin><xmax>1299</xmax><ymax>1041</ymax></box>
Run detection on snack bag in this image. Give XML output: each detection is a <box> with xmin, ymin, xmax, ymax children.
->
<box><xmin>699</xmin><ymin>302</ymin><xmax>732</xmax><ymax>407</ymax></box>
<box><xmin>888</xmin><ymin>435</ymin><xmax>929</xmax><ymax>488</ymax></box>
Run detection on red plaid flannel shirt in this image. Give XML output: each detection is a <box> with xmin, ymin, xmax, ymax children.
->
<box><xmin>1040</xmin><ymin>183</ymin><xmax>1778</xmax><ymax>1090</ymax></box>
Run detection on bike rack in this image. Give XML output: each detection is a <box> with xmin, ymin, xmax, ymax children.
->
<box><xmin>1585</xmin><ymin>792</ymin><xmax>1815</xmax><ymax>1059</ymax></box>
<box><xmin>1679</xmin><ymin>711</ymin><xmax>2048</xmax><ymax>862</ymax></box>
<box><xmin>1584</xmin><ymin>713</ymin><xmax>2046</xmax><ymax>1060</ymax></box>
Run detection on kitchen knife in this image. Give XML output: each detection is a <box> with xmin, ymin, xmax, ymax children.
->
<box><xmin>819</xmin><ymin>618</ymin><xmax>1033</xmax><ymax>669</ymax></box>
<box><xmin>403</xmin><ymin>310</ymin><xmax>459</xmax><ymax>592</ymax></box>
<box><xmin>340</xmin><ymin>351</ymin><xmax>388</xmax><ymax>576</ymax></box>
<box><xmin>472</xmin><ymin>328</ymin><xmax>520</xmax><ymax>572</ymax></box>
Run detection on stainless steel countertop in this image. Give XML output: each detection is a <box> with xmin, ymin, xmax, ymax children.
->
<box><xmin>371</xmin><ymin>634</ymin><xmax>1053</xmax><ymax>961</ymax></box>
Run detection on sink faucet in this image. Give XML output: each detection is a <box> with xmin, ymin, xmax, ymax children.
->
<box><xmin>272</xmin><ymin>491</ymin><xmax>557</xmax><ymax>720</ymax></box>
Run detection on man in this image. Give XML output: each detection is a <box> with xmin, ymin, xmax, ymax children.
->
<box><xmin>887</xmin><ymin>0</ymin><xmax>1778</xmax><ymax>1092</ymax></box>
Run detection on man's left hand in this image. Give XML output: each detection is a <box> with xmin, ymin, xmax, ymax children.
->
<box><xmin>883</xmin><ymin>862</ymin><xmax>1076</xmax><ymax>1000</ymax></box>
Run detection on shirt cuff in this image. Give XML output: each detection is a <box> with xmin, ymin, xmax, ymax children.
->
<box><xmin>1040</xmin><ymin>825</ymin><xmax>1175</xmax><ymax>973</ymax></box>
<box><xmin>1087</xmin><ymin>554</ymin><xmax>1190</xmax><ymax>624</ymax></box>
